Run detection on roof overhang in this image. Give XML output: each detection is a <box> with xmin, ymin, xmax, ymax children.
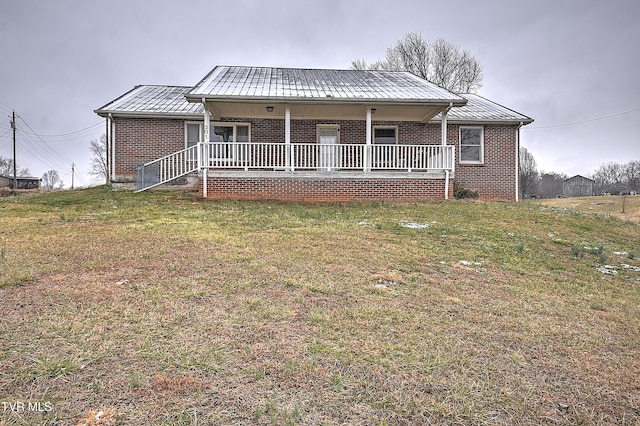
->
<box><xmin>194</xmin><ymin>99</ymin><xmax>459</xmax><ymax>122</ymax></box>
<box><xmin>429</xmin><ymin>118</ymin><xmax>535</xmax><ymax>125</ymax></box>
<box><xmin>94</xmin><ymin>110</ymin><xmax>204</xmax><ymax>120</ymax></box>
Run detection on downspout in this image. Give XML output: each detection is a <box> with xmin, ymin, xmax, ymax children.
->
<box><xmin>105</xmin><ymin>116</ymin><xmax>109</xmax><ymax>185</ymax></box>
<box><xmin>108</xmin><ymin>113</ymin><xmax>115</xmax><ymax>183</ymax></box>
<box><xmin>515</xmin><ymin>121</ymin><xmax>523</xmax><ymax>202</ymax></box>
<box><xmin>442</xmin><ymin>102</ymin><xmax>452</xmax><ymax>200</ymax></box>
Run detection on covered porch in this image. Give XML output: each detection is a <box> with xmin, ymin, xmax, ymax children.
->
<box><xmin>137</xmin><ymin>103</ymin><xmax>457</xmax><ymax>198</ymax></box>
<box><xmin>134</xmin><ymin>66</ymin><xmax>467</xmax><ymax>199</ymax></box>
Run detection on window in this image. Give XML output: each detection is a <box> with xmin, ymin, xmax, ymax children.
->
<box><xmin>185</xmin><ymin>122</ymin><xmax>250</xmax><ymax>160</ymax></box>
<box><xmin>373</xmin><ymin>126</ymin><xmax>397</xmax><ymax>144</ymax></box>
<box><xmin>459</xmin><ymin>126</ymin><xmax>484</xmax><ymax>164</ymax></box>
<box><xmin>185</xmin><ymin>123</ymin><xmax>201</xmax><ymax>148</ymax></box>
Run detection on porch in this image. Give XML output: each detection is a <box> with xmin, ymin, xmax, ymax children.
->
<box><xmin>136</xmin><ymin>142</ymin><xmax>456</xmax><ymax>199</ymax></box>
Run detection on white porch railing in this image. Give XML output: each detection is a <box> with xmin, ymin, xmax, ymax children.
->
<box><xmin>199</xmin><ymin>142</ymin><xmax>454</xmax><ymax>172</ymax></box>
<box><xmin>136</xmin><ymin>145</ymin><xmax>198</xmax><ymax>191</ymax></box>
<box><xmin>136</xmin><ymin>143</ymin><xmax>454</xmax><ymax>191</ymax></box>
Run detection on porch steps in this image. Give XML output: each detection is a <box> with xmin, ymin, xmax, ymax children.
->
<box><xmin>136</xmin><ymin>145</ymin><xmax>198</xmax><ymax>192</ymax></box>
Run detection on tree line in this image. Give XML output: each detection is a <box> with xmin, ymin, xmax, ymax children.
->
<box><xmin>520</xmin><ymin>147</ymin><xmax>639</xmax><ymax>198</ymax></box>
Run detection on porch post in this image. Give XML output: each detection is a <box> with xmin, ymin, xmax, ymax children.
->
<box><xmin>285</xmin><ymin>105</ymin><xmax>291</xmax><ymax>171</ymax></box>
<box><xmin>202</xmin><ymin>99</ymin><xmax>210</xmax><ymax>197</ymax></box>
<box><xmin>442</xmin><ymin>104</ymin><xmax>451</xmax><ymax>200</ymax></box>
<box><xmin>441</xmin><ymin>108</ymin><xmax>448</xmax><ymax>146</ymax></box>
<box><xmin>365</xmin><ymin>107</ymin><xmax>372</xmax><ymax>173</ymax></box>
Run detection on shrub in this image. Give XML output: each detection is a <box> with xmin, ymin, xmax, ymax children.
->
<box><xmin>454</xmin><ymin>181</ymin><xmax>479</xmax><ymax>199</ymax></box>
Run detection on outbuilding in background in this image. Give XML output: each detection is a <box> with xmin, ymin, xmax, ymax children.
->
<box><xmin>563</xmin><ymin>175</ymin><xmax>595</xmax><ymax>197</ymax></box>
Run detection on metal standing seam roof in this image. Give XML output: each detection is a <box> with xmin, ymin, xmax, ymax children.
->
<box><xmin>95</xmin><ymin>85</ymin><xmax>204</xmax><ymax>116</ymax></box>
<box><xmin>186</xmin><ymin>65</ymin><xmax>467</xmax><ymax>104</ymax></box>
<box><xmin>434</xmin><ymin>93</ymin><xmax>533</xmax><ymax>124</ymax></box>
<box><xmin>94</xmin><ymin>68</ymin><xmax>532</xmax><ymax>124</ymax></box>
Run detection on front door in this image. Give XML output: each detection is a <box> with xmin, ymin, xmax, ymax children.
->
<box><xmin>318</xmin><ymin>126</ymin><xmax>339</xmax><ymax>171</ymax></box>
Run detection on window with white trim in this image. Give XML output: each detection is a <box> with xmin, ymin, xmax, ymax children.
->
<box><xmin>185</xmin><ymin>122</ymin><xmax>202</xmax><ymax>148</ymax></box>
<box><xmin>373</xmin><ymin>126</ymin><xmax>398</xmax><ymax>144</ymax></box>
<box><xmin>185</xmin><ymin>122</ymin><xmax>250</xmax><ymax>160</ymax></box>
<box><xmin>459</xmin><ymin>126</ymin><xmax>484</xmax><ymax>164</ymax></box>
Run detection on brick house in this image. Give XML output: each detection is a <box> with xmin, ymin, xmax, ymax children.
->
<box><xmin>95</xmin><ymin>65</ymin><xmax>533</xmax><ymax>201</ymax></box>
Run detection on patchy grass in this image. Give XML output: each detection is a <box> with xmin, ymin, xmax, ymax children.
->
<box><xmin>1</xmin><ymin>187</ymin><xmax>639</xmax><ymax>425</ymax></box>
<box><xmin>538</xmin><ymin>194</ymin><xmax>640</xmax><ymax>224</ymax></box>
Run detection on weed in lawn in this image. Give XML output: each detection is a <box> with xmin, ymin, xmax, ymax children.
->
<box><xmin>128</xmin><ymin>372</ymin><xmax>144</xmax><ymax>389</ymax></box>
<box><xmin>20</xmin><ymin>356</ymin><xmax>78</xmax><ymax>382</ymax></box>
<box><xmin>599</xmin><ymin>253</ymin><xmax>608</xmax><ymax>265</ymax></box>
<box><xmin>86</xmin><ymin>377</ymin><xmax>101</xmax><ymax>393</ymax></box>
<box><xmin>255</xmin><ymin>396</ymin><xmax>303</xmax><ymax>426</ymax></box>
<box><xmin>330</xmin><ymin>373</ymin><xmax>344</xmax><ymax>392</ymax></box>
<box><xmin>571</xmin><ymin>244</ymin><xmax>584</xmax><ymax>258</ymax></box>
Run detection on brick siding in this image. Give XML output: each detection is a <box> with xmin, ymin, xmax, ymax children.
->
<box><xmin>113</xmin><ymin>117</ymin><xmax>519</xmax><ymax>201</ymax></box>
<box><xmin>449</xmin><ymin>124</ymin><xmax>518</xmax><ymax>201</ymax></box>
<box><xmin>113</xmin><ymin>117</ymin><xmax>185</xmax><ymax>182</ymax></box>
<box><xmin>201</xmin><ymin>176</ymin><xmax>453</xmax><ymax>202</ymax></box>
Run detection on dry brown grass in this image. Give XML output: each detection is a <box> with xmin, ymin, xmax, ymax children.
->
<box><xmin>0</xmin><ymin>187</ymin><xmax>639</xmax><ymax>424</ymax></box>
<box><xmin>77</xmin><ymin>407</ymin><xmax>118</xmax><ymax>426</ymax></box>
<box><xmin>537</xmin><ymin>194</ymin><xmax>640</xmax><ymax>224</ymax></box>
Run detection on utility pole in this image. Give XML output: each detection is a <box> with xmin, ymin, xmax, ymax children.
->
<box><xmin>71</xmin><ymin>163</ymin><xmax>75</xmax><ymax>190</ymax></box>
<box><xmin>11</xmin><ymin>111</ymin><xmax>17</xmax><ymax>190</ymax></box>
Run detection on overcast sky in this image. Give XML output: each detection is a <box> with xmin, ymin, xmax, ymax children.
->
<box><xmin>1</xmin><ymin>0</ymin><xmax>638</xmax><ymax>187</ymax></box>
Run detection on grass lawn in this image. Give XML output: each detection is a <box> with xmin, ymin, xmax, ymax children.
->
<box><xmin>537</xmin><ymin>195</ymin><xmax>640</xmax><ymax>224</ymax></box>
<box><xmin>1</xmin><ymin>187</ymin><xmax>639</xmax><ymax>425</ymax></box>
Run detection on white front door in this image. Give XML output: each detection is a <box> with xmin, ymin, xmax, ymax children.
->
<box><xmin>318</xmin><ymin>127</ymin><xmax>339</xmax><ymax>171</ymax></box>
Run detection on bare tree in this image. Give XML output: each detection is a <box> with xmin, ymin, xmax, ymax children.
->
<box><xmin>0</xmin><ymin>156</ymin><xmax>30</xmax><ymax>177</ymax></box>
<box><xmin>623</xmin><ymin>160</ymin><xmax>640</xmax><ymax>192</ymax></box>
<box><xmin>538</xmin><ymin>171</ymin><xmax>567</xmax><ymax>198</ymax></box>
<box><xmin>351</xmin><ymin>33</ymin><xmax>483</xmax><ymax>93</ymax></box>
<box><xmin>593</xmin><ymin>160</ymin><xmax>640</xmax><ymax>194</ymax></box>
<box><xmin>519</xmin><ymin>147</ymin><xmax>539</xmax><ymax>199</ymax></box>
<box><xmin>89</xmin><ymin>134</ymin><xmax>109</xmax><ymax>184</ymax></box>
<box><xmin>41</xmin><ymin>169</ymin><xmax>64</xmax><ymax>190</ymax></box>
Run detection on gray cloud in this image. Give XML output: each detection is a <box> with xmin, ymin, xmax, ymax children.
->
<box><xmin>0</xmin><ymin>0</ymin><xmax>638</xmax><ymax>185</ymax></box>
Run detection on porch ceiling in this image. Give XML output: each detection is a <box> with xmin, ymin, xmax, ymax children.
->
<box><xmin>207</xmin><ymin>102</ymin><xmax>446</xmax><ymax>122</ymax></box>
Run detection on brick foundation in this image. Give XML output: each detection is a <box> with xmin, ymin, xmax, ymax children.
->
<box><xmin>199</xmin><ymin>176</ymin><xmax>453</xmax><ymax>202</ymax></box>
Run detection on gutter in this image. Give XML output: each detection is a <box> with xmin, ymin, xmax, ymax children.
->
<box><xmin>184</xmin><ymin>95</ymin><xmax>467</xmax><ymax>108</ymax></box>
<box><xmin>95</xmin><ymin>111</ymin><xmax>205</xmax><ymax>120</ymax></box>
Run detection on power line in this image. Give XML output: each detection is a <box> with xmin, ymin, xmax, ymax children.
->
<box><xmin>14</xmin><ymin>115</ymin><xmax>75</xmax><ymax>172</ymax></box>
<box><xmin>18</xmin><ymin>130</ymin><xmax>73</xmax><ymax>170</ymax></box>
<box><xmin>18</xmin><ymin>120</ymin><xmax>104</xmax><ymax>138</ymax></box>
<box><xmin>0</xmin><ymin>102</ymin><xmax>13</xmax><ymax>113</ymax></box>
<box><xmin>525</xmin><ymin>106</ymin><xmax>640</xmax><ymax>130</ymax></box>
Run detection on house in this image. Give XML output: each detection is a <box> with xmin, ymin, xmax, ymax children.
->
<box><xmin>95</xmin><ymin>65</ymin><xmax>533</xmax><ymax>202</ymax></box>
<box><xmin>0</xmin><ymin>175</ymin><xmax>41</xmax><ymax>190</ymax></box>
<box><xmin>563</xmin><ymin>175</ymin><xmax>595</xmax><ymax>197</ymax></box>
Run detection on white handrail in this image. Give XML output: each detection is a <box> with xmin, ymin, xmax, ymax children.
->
<box><xmin>137</xmin><ymin>142</ymin><xmax>454</xmax><ymax>191</ymax></box>
<box><xmin>197</xmin><ymin>142</ymin><xmax>453</xmax><ymax>172</ymax></box>
<box><xmin>136</xmin><ymin>145</ymin><xmax>199</xmax><ymax>191</ymax></box>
